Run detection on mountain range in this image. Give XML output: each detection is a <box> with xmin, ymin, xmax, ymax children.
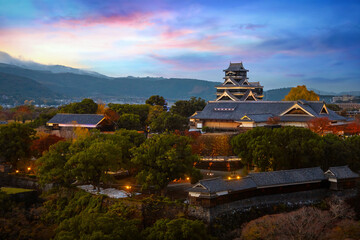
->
<box><xmin>0</xmin><ymin>53</ymin><xmax>359</xmax><ymax>105</ymax></box>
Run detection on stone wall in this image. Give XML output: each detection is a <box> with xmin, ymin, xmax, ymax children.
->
<box><xmin>188</xmin><ymin>188</ymin><xmax>357</xmax><ymax>222</ymax></box>
<box><xmin>0</xmin><ymin>173</ymin><xmax>52</xmax><ymax>191</ymax></box>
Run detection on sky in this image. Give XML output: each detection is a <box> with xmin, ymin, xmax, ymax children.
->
<box><xmin>0</xmin><ymin>0</ymin><xmax>359</xmax><ymax>92</ymax></box>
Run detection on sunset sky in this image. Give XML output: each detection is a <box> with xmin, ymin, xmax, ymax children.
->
<box><xmin>0</xmin><ymin>0</ymin><xmax>359</xmax><ymax>92</ymax></box>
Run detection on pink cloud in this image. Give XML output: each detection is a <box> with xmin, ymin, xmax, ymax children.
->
<box><xmin>53</xmin><ymin>11</ymin><xmax>171</xmax><ymax>29</ymax></box>
<box><xmin>160</xmin><ymin>28</ymin><xmax>194</xmax><ymax>39</ymax></box>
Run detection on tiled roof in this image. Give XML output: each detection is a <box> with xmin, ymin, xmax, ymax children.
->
<box><xmin>326</xmin><ymin>166</ymin><xmax>360</xmax><ymax>180</ymax></box>
<box><xmin>226</xmin><ymin>177</ymin><xmax>257</xmax><ymax>191</ymax></box>
<box><xmin>249</xmin><ymin>167</ymin><xmax>326</xmax><ymax>188</ymax></box>
<box><xmin>189</xmin><ymin>167</ymin><xmax>327</xmax><ymax>194</ymax></box>
<box><xmin>191</xmin><ymin>101</ymin><xmax>347</xmax><ymax>123</ymax></box>
<box><xmin>47</xmin><ymin>114</ymin><xmax>105</xmax><ymax>125</ymax></box>
<box><xmin>224</xmin><ymin>62</ymin><xmax>248</xmax><ymax>72</ymax></box>
<box><xmin>198</xmin><ymin>177</ymin><xmax>229</xmax><ymax>193</ymax></box>
<box><xmin>189</xmin><ymin>177</ymin><xmax>257</xmax><ymax>193</ymax></box>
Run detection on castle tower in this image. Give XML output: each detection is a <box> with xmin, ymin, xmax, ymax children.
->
<box><xmin>215</xmin><ymin>62</ymin><xmax>264</xmax><ymax>101</ymax></box>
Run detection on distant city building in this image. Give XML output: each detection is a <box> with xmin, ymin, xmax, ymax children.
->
<box><xmin>332</xmin><ymin>95</ymin><xmax>359</xmax><ymax>103</ymax></box>
<box><xmin>190</xmin><ymin>63</ymin><xmax>348</xmax><ymax>131</ymax></box>
<box><xmin>215</xmin><ymin>62</ymin><xmax>263</xmax><ymax>101</ymax></box>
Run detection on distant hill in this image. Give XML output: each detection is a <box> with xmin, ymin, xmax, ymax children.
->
<box><xmin>0</xmin><ymin>63</ymin><xmax>220</xmax><ymax>101</ymax></box>
<box><xmin>0</xmin><ymin>51</ymin><xmax>107</xmax><ymax>78</ymax></box>
<box><xmin>0</xmin><ymin>72</ymin><xmax>62</xmax><ymax>104</ymax></box>
<box><xmin>263</xmin><ymin>88</ymin><xmax>292</xmax><ymax>101</ymax></box>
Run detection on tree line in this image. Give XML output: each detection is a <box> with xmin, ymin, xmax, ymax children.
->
<box><xmin>231</xmin><ymin>126</ymin><xmax>360</xmax><ymax>171</ymax></box>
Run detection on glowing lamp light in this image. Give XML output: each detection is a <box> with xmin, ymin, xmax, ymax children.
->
<box><xmin>125</xmin><ymin>185</ymin><xmax>131</xmax><ymax>190</ymax></box>
<box><xmin>15</xmin><ymin>170</ymin><xmax>19</xmax><ymax>173</ymax></box>
<box><xmin>237</xmin><ymin>176</ymin><xmax>241</xmax><ymax>179</ymax></box>
<box><xmin>27</xmin><ymin>167</ymin><xmax>31</xmax><ymax>171</ymax></box>
<box><xmin>186</xmin><ymin>177</ymin><xmax>190</xmax><ymax>181</ymax></box>
<box><xmin>228</xmin><ymin>177</ymin><xmax>231</xmax><ymax>180</ymax></box>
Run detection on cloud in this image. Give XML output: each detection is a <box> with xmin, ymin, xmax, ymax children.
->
<box><xmin>53</xmin><ymin>11</ymin><xmax>159</xmax><ymax>29</ymax></box>
<box><xmin>237</xmin><ymin>23</ymin><xmax>266</xmax><ymax>30</ymax></box>
<box><xmin>149</xmin><ymin>53</ymin><xmax>226</xmax><ymax>70</ymax></box>
<box><xmin>285</xmin><ymin>73</ymin><xmax>305</xmax><ymax>78</ymax></box>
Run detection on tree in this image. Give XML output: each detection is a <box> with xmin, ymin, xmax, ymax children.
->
<box><xmin>170</xmin><ymin>97</ymin><xmax>206</xmax><ymax>118</ymax></box>
<box><xmin>150</xmin><ymin>112</ymin><xmax>188</xmax><ymax>133</ymax></box>
<box><xmin>231</xmin><ymin>127</ymin><xmax>273</xmax><ymax>170</ymax></box>
<box><xmin>307</xmin><ymin>117</ymin><xmax>331</xmax><ymax>135</ymax></box>
<box><xmin>284</xmin><ymin>85</ymin><xmax>319</xmax><ymax>101</ymax></box>
<box><xmin>59</xmin><ymin>98</ymin><xmax>98</xmax><ymax>114</ymax></box>
<box><xmin>146</xmin><ymin>95</ymin><xmax>167</xmax><ymax>110</ymax></box>
<box><xmin>31</xmin><ymin>132</ymin><xmax>65</xmax><ymax>158</ymax></box>
<box><xmin>66</xmin><ymin>139</ymin><xmax>124</xmax><ymax>191</ymax></box>
<box><xmin>131</xmin><ymin>133</ymin><xmax>201</xmax><ymax>195</ymax></box>
<box><xmin>104</xmin><ymin>108</ymin><xmax>120</xmax><ymax>123</ymax></box>
<box><xmin>147</xmin><ymin>105</ymin><xmax>165</xmax><ymax>124</ymax></box>
<box><xmin>232</xmin><ymin>127</ymin><xmax>322</xmax><ymax>171</ymax></box>
<box><xmin>13</xmin><ymin>105</ymin><xmax>33</xmax><ymax>123</ymax></box>
<box><xmin>27</xmin><ymin>110</ymin><xmax>57</xmax><ymax>128</ymax></box>
<box><xmin>142</xmin><ymin>218</ymin><xmax>214</xmax><ymax>240</ymax></box>
<box><xmin>117</xmin><ymin>113</ymin><xmax>143</xmax><ymax>130</ymax></box>
<box><xmin>37</xmin><ymin>131</ymin><xmax>141</xmax><ymax>189</ymax></box>
<box><xmin>55</xmin><ymin>212</ymin><xmax>141</xmax><ymax>240</ymax></box>
<box><xmin>96</xmin><ymin>101</ymin><xmax>106</xmax><ymax>114</ymax></box>
<box><xmin>325</xmin><ymin>220</ymin><xmax>360</xmax><ymax>240</ymax></box>
<box><xmin>345</xmin><ymin>135</ymin><xmax>360</xmax><ymax>171</ymax></box>
<box><xmin>0</xmin><ymin>123</ymin><xmax>36</xmax><ymax>168</ymax></box>
<box><xmin>108</xmin><ymin>103</ymin><xmax>150</xmax><ymax>128</ymax></box>
<box><xmin>326</xmin><ymin>104</ymin><xmax>341</xmax><ymax>112</ymax></box>
<box><xmin>316</xmin><ymin>134</ymin><xmax>350</xmax><ymax>170</ymax></box>
<box><xmin>36</xmin><ymin>141</ymin><xmax>73</xmax><ymax>187</ymax></box>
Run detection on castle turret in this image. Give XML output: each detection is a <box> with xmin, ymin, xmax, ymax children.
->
<box><xmin>215</xmin><ymin>62</ymin><xmax>264</xmax><ymax>101</ymax></box>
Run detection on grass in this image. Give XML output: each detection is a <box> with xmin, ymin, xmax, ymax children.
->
<box><xmin>1</xmin><ymin>187</ymin><xmax>35</xmax><ymax>194</ymax></box>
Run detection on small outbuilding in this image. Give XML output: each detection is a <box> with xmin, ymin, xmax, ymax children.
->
<box><xmin>325</xmin><ymin>166</ymin><xmax>360</xmax><ymax>190</ymax></box>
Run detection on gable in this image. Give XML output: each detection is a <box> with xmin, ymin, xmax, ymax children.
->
<box><xmin>216</xmin><ymin>90</ymin><xmax>239</xmax><ymax>101</ymax></box>
<box><xmin>245</xmin><ymin>94</ymin><xmax>257</xmax><ymax>101</ymax></box>
<box><xmin>280</xmin><ymin>103</ymin><xmax>314</xmax><ymax>117</ymax></box>
<box><xmin>241</xmin><ymin>115</ymin><xmax>252</xmax><ymax>120</ymax></box>
<box><xmin>320</xmin><ymin>105</ymin><xmax>329</xmax><ymax>114</ymax></box>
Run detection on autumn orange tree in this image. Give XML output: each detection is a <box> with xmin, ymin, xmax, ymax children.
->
<box><xmin>284</xmin><ymin>85</ymin><xmax>319</xmax><ymax>101</ymax></box>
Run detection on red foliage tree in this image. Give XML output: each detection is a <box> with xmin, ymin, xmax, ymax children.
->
<box><xmin>31</xmin><ymin>133</ymin><xmax>65</xmax><ymax>158</ymax></box>
<box><xmin>344</xmin><ymin>120</ymin><xmax>360</xmax><ymax>135</ymax></box>
<box><xmin>307</xmin><ymin>117</ymin><xmax>331</xmax><ymax>135</ymax></box>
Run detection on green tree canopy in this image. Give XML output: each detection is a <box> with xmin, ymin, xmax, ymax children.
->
<box><xmin>142</xmin><ymin>218</ymin><xmax>214</xmax><ymax>240</ymax></box>
<box><xmin>117</xmin><ymin>113</ymin><xmax>143</xmax><ymax>131</ymax></box>
<box><xmin>131</xmin><ymin>133</ymin><xmax>201</xmax><ymax>194</ymax></box>
<box><xmin>0</xmin><ymin>123</ymin><xmax>36</xmax><ymax>168</ymax></box>
<box><xmin>171</xmin><ymin>97</ymin><xmax>206</xmax><ymax>118</ymax></box>
<box><xmin>232</xmin><ymin>127</ymin><xmax>324</xmax><ymax>171</ymax></box>
<box><xmin>326</xmin><ymin>104</ymin><xmax>341</xmax><ymax>112</ymax></box>
<box><xmin>37</xmin><ymin>131</ymin><xmax>144</xmax><ymax>189</ymax></box>
<box><xmin>37</xmin><ymin>141</ymin><xmax>73</xmax><ymax>187</ymax></box>
<box><xmin>66</xmin><ymin>140</ymin><xmax>121</xmax><ymax>191</ymax></box>
<box><xmin>283</xmin><ymin>85</ymin><xmax>319</xmax><ymax>101</ymax></box>
<box><xmin>59</xmin><ymin>98</ymin><xmax>98</xmax><ymax>114</ymax></box>
<box><xmin>108</xmin><ymin>103</ymin><xmax>150</xmax><ymax>127</ymax></box>
<box><xmin>150</xmin><ymin>112</ymin><xmax>188</xmax><ymax>133</ymax></box>
<box><xmin>146</xmin><ymin>95</ymin><xmax>167</xmax><ymax>110</ymax></box>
